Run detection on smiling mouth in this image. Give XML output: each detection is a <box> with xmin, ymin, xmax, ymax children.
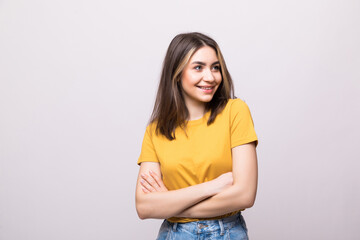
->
<box><xmin>197</xmin><ymin>86</ymin><xmax>214</xmax><ymax>90</ymax></box>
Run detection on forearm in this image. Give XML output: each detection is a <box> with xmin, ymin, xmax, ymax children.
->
<box><xmin>177</xmin><ymin>184</ymin><xmax>256</xmax><ymax>218</ymax></box>
<box><xmin>176</xmin><ymin>143</ymin><xmax>258</xmax><ymax>219</ymax></box>
<box><xmin>136</xmin><ymin>181</ymin><xmax>215</xmax><ymax>219</ymax></box>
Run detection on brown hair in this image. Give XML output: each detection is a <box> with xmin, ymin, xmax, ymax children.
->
<box><xmin>150</xmin><ymin>32</ymin><xmax>235</xmax><ymax>140</ymax></box>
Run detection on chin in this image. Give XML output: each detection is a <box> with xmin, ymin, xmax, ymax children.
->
<box><xmin>199</xmin><ymin>96</ymin><xmax>215</xmax><ymax>103</ymax></box>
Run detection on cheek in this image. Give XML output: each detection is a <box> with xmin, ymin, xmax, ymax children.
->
<box><xmin>180</xmin><ymin>77</ymin><xmax>193</xmax><ymax>93</ymax></box>
<box><xmin>181</xmin><ymin>73</ymin><xmax>197</xmax><ymax>87</ymax></box>
<box><xmin>216</xmin><ymin>74</ymin><xmax>223</xmax><ymax>84</ymax></box>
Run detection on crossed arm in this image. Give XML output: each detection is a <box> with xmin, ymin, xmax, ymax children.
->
<box><xmin>135</xmin><ymin>142</ymin><xmax>258</xmax><ymax>219</ymax></box>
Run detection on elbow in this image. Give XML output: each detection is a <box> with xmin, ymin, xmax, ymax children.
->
<box><xmin>136</xmin><ymin>207</ymin><xmax>146</xmax><ymax>220</ymax></box>
<box><xmin>136</xmin><ymin>200</ymin><xmax>167</xmax><ymax>220</ymax></box>
<box><xmin>137</xmin><ymin>212</ymin><xmax>147</xmax><ymax>220</ymax></box>
<box><xmin>244</xmin><ymin>197</ymin><xmax>256</xmax><ymax>208</ymax></box>
<box><xmin>136</xmin><ymin>204</ymin><xmax>171</xmax><ymax>220</ymax></box>
<box><xmin>247</xmin><ymin>195</ymin><xmax>257</xmax><ymax>208</ymax></box>
<box><xmin>136</xmin><ymin>205</ymin><xmax>149</xmax><ymax>220</ymax></box>
<box><xmin>238</xmin><ymin>197</ymin><xmax>255</xmax><ymax>209</ymax></box>
<box><xmin>136</xmin><ymin>201</ymin><xmax>150</xmax><ymax>220</ymax></box>
<box><xmin>236</xmin><ymin>190</ymin><xmax>256</xmax><ymax>209</ymax></box>
<box><xmin>136</xmin><ymin>192</ymin><xmax>154</xmax><ymax>219</ymax></box>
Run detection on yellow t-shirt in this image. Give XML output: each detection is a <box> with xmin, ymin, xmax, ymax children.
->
<box><xmin>137</xmin><ymin>98</ymin><xmax>258</xmax><ymax>223</ymax></box>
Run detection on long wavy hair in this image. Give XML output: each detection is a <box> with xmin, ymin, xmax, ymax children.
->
<box><xmin>150</xmin><ymin>32</ymin><xmax>235</xmax><ymax>140</ymax></box>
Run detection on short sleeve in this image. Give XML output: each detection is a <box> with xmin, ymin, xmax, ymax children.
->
<box><xmin>230</xmin><ymin>99</ymin><xmax>258</xmax><ymax>148</ymax></box>
<box><xmin>137</xmin><ymin>124</ymin><xmax>159</xmax><ymax>165</ymax></box>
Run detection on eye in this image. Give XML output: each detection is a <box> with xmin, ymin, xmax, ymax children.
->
<box><xmin>194</xmin><ymin>65</ymin><xmax>202</xmax><ymax>70</ymax></box>
<box><xmin>212</xmin><ymin>65</ymin><xmax>220</xmax><ymax>71</ymax></box>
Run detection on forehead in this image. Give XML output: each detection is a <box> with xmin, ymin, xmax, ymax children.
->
<box><xmin>189</xmin><ymin>46</ymin><xmax>218</xmax><ymax>62</ymax></box>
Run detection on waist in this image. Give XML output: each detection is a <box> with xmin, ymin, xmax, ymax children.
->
<box><xmin>167</xmin><ymin>210</ymin><xmax>242</xmax><ymax>223</ymax></box>
<box><xmin>164</xmin><ymin>212</ymin><xmax>244</xmax><ymax>234</ymax></box>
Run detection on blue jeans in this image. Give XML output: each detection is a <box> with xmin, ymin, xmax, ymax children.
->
<box><xmin>156</xmin><ymin>212</ymin><xmax>248</xmax><ymax>240</ymax></box>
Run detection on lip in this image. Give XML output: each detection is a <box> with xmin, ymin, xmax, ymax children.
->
<box><xmin>197</xmin><ymin>85</ymin><xmax>215</xmax><ymax>88</ymax></box>
<box><xmin>197</xmin><ymin>86</ymin><xmax>215</xmax><ymax>93</ymax></box>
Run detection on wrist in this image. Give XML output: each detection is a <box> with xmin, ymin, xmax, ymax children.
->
<box><xmin>203</xmin><ymin>179</ymin><xmax>219</xmax><ymax>196</ymax></box>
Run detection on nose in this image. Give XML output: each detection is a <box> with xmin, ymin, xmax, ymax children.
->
<box><xmin>203</xmin><ymin>68</ymin><xmax>215</xmax><ymax>82</ymax></box>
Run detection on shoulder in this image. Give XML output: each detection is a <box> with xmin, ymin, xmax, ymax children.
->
<box><xmin>228</xmin><ymin>98</ymin><xmax>248</xmax><ymax>107</ymax></box>
<box><xmin>225</xmin><ymin>98</ymin><xmax>251</xmax><ymax>115</ymax></box>
<box><xmin>144</xmin><ymin>121</ymin><xmax>157</xmax><ymax>136</ymax></box>
<box><xmin>144</xmin><ymin>121</ymin><xmax>168</xmax><ymax>141</ymax></box>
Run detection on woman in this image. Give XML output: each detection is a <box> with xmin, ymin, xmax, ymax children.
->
<box><xmin>135</xmin><ymin>32</ymin><xmax>258</xmax><ymax>239</ymax></box>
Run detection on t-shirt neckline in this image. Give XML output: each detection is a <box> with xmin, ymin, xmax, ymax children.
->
<box><xmin>186</xmin><ymin>111</ymin><xmax>211</xmax><ymax>126</ymax></box>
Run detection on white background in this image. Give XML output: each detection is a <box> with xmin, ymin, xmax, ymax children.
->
<box><xmin>1</xmin><ymin>0</ymin><xmax>359</xmax><ymax>239</ymax></box>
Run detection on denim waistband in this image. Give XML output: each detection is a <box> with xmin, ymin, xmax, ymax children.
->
<box><xmin>165</xmin><ymin>212</ymin><xmax>242</xmax><ymax>236</ymax></box>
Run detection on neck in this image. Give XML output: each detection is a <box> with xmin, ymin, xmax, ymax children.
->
<box><xmin>185</xmin><ymin>99</ymin><xmax>206</xmax><ymax>121</ymax></box>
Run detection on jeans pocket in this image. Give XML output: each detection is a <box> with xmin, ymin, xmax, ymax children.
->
<box><xmin>227</xmin><ymin>217</ymin><xmax>249</xmax><ymax>240</ymax></box>
<box><xmin>156</xmin><ymin>220</ymin><xmax>171</xmax><ymax>240</ymax></box>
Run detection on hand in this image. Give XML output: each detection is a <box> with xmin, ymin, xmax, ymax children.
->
<box><xmin>140</xmin><ymin>170</ymin><xmax>168</xmax><ymax>193</ymax></box>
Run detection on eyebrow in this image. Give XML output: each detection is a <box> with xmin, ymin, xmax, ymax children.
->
<box><xmin>191</xmin><ymin>61</ymin><xmax>220</xmax><ymax>66</ymax></box>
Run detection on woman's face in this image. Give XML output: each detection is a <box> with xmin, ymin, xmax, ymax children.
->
<box><xmin>180</xmin><ymin>46</ymin><xmax>222</xmax><ymax>108</ymax></box>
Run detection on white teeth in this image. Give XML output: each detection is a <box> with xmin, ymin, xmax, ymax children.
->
<box><xmin>200</xmin><ymin>87</ymin><xmax>212</xmax><ymax>90</ymax></box>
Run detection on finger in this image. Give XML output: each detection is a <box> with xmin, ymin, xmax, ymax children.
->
<box><xmin>141</xmin><ymin>173</ymin><xmax>160</xmax><ymax>190</ymax></box>
<box><xmin>149</xmin><ymin>171</ymin><xmax>168</xmax><ymax>192</ymax></box>
<box><xmin>140</xmin><ymin>179</ymin><xmax>155</xmax><ymax>192</ymax></box>
<box><xmin>149</xmin><ymin>170</ymin><xmax>166</xmax><ymax>188</ymax></box>
<box><xmin>140</xmin><ymin>179</ymin><xmax>156</xmax><ymax>192</ymax></box>
<box><xmin>141</xmin><ymin>187</ymin><xmax>150</xmax><ymax>193</ymax></box>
